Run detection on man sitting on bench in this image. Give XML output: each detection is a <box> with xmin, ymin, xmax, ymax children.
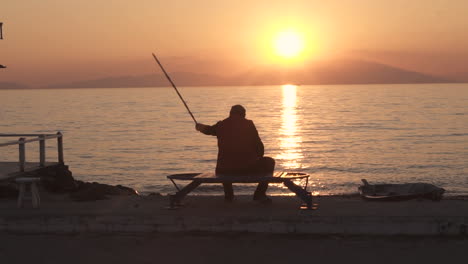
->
<box><xmin>195</xmin><ymin>105</ymin><xmax>275</xmax><ymax>202</ymax></box>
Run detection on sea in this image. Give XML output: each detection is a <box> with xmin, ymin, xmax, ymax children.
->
<box><xmin>1</xmin><ymin>84</ymin><xmax>467</xmax><ymax>196</ymax></box>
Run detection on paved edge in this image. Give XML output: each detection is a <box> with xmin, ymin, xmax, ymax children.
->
<box><xmin>1</xmin><ymin>215</ymin><xmax>468</xmax><ymax>236</ymax></box>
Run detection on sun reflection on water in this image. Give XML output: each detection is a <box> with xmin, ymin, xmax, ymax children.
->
<box><xmin>276</xmin><ymin>84</ymin><xmax>303</xmax><ymax>169</ymax></box>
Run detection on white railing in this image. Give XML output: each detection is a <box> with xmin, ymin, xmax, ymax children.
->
<box><xmin>0</xmin><ymin>132</ymin><xmax>64</xmax><ymax>172</ymax></box>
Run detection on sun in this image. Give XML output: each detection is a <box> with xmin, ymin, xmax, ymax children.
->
<box><xmin>273</xmin><ymin>30</ymin><xmax>305</xmax><ymax>59</ymax></box>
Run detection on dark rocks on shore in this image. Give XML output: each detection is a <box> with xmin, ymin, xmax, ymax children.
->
<box><xmin>38</xmin><ymin>164</ymin><xmax>138</xmax><ymax>201</ymax></box>
<box><xmin>70</xmin><ymin>181</ymin><xmax>139</xmax><ymax>202</ymax></box>
<box><xmin>40</xmin><ymin>165</ymin><xmax>78</xmax><ymax>193</ymax></box>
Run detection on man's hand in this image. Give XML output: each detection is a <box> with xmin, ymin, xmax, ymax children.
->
<box><xmin>195</xmin><ymin>123</ymin><xmax>205</xmax><ymax>132</ymax></box>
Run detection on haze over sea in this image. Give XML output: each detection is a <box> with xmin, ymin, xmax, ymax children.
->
<box><xmin>1</xmin><ymin>84</ymin><xmax>467</xmax><ymax>196</ymax></box>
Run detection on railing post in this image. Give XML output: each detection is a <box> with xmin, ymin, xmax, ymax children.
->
<box><xmin>19</xmin><ymin>137</ymin><xmax>26</xmax><ymax>172</ymax></box>
<box><xmin>39</xmin><ymin>135</ymin><xmax>46</xmax><ymax>167</ymax></box>
<box><xmin>57</xmin><ymin>131</ymin><xmax>64</xmax><ymax>164</ymax></box>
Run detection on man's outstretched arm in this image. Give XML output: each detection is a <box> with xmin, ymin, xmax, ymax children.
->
<box><xmin>195</xmin><ymin>123</ymin><xmax>217</xmax><ymax>136</ymax></box>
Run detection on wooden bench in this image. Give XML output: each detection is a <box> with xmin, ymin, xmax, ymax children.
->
<box><xmin>167</xmin><ymin>172</ymin><xmax>317</xmax><ymax>210</ymax></box>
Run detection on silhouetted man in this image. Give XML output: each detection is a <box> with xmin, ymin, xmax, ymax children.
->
<box><xmin>196</xmin><ymin>105</ymin><xmax>275</xmax><ymax>202</ymax></box>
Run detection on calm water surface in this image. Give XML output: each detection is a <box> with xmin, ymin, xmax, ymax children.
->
<box><xmin>1</xmin><ymin>84</ymin><xmax>468</xmax><ymax>196</ymax></box>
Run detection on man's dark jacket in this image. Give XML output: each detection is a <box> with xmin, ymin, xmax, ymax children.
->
<box><xmin>201</xmin><ymin>115</ymin><xmax>264</xmax><ymax>173</ymax></box>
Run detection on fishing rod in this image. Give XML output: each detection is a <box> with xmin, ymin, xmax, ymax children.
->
<box><xmin>152</xmin><ymin>53</ymin><xmax>197</xmax><ymax>124</ymax></box>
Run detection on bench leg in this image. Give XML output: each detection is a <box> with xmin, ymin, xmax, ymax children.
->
<box><xmin>31</xmin><ymin>182</ymin><xmax>40</xmax><ymax>209</ymax></box>
<box><xmin>169</xmin><ymin>181</ymin><xmax>201</xmax><ymax>208</ymax></box>
<box><xmin>283</xmin><ymin>179</ymin><xmax>317</xmax><ymax>210</ymax></box>
<box><xmin>17</xmin><ymin>183</ymin><xmax>25</xmax><ymax>208</ymax></box>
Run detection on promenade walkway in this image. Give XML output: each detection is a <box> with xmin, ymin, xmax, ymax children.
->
<box><xmin>1</xmin><ymin>193</ymin><xmax>467</xmax><ymax>236</ymax></box>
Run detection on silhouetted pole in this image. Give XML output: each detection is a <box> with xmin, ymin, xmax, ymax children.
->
<box><xmin>1</xmin><ymin>22</ymin><xmax>5</xmax><ymax>69</ymax></box>
<box><xmin>57</xmin><ymin>132</ymin><xmax>64</xmax><ymax>164</ymax></box>
<box><xmin>19</xmin><ymin>138</ymin><xmax>26</xmax><ymax>172</ymax></box>
<box><xmin>152</xmin><ymin>53</ymin><xmax>197</xmax><ymax>124</ymax></box>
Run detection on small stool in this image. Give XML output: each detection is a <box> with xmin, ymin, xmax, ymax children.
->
<box><xmin>15</xmin><ymin>177</ymin><xmax>41</xmax><ymax>208</ymax></box>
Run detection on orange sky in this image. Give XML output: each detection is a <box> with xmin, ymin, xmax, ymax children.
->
<box><xmin>1</xmin><ymin>0</ymin><xmax>468</xmax><ymax>85</ymax></box>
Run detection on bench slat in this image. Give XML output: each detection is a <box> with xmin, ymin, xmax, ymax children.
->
<box><xmin>167</xmin><ymin>171</ymin><xmax>308</xmax><ymax>183</ymax></box>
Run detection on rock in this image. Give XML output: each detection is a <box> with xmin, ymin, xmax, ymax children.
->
<box><xmin>70</xmin><ymin>180</ymin><xmax>138</xmax><ymax>201</ymax></box>
<box><xmin>54</xmin><ymin>165</ymin><xmax>77</xmax><ymax>191</ymax></box>
<box><xmin>116</xmin><ymin>185</ymin><xmax>139</xmax><ymax>195</ymax></box>
<box><xmin>33</xmin><ymin>164</ymin><xmax>138</xmax><ymax>201</ymax></box>
<box><xmin>40</xmin><ymin>164</ymin><xmax>78</xmax><ymax>193</ymax></box>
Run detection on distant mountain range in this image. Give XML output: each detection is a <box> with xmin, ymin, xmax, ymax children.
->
<box><xmin>0</xmin><ymin>82</ymin><xmax>29</xmax><ymax>89</ymax></box>
<box><xmin>1</xmin><ymin>59</ymin><xmax>457</xmax><ymax>89</ymax></box>
<box><xmin>45</xmin><ymin>60</ymin><xmax>452</xmax><ymax>88</ymax></box>
<box><xmin>444</xmin><ymin>72</ymin><xmax>468</xmax><ymax>82</ymax></box>
<box><xmin>227</xmin><ymin>60</ymin><xmax>453</xmax><ymax>85</ymax></box>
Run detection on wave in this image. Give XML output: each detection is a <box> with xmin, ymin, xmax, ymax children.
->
<box><xmin>310</xmin><ymin>166</ymin><xmax>399</xmax><ymax>174</ymax></box>
<box><xmin>406</xmin><ymin>164</ymin><xmax>454</xmax><ymax>169</ymax></box>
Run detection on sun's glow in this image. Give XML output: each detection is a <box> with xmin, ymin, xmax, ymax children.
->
<box><xmin>254</xmin><ymin>22</ymin><xmax>321</xmax><ymax>65</ymax></box>
<box><xmin>273</xmin><ymin>31</ymin><xmax>305</xmax><ymax>59</ymax></box>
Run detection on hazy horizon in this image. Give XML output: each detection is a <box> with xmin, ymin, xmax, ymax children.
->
<box><xmin>1</xmin><ymin>0</ymin><xmax>468</xmax><ymax>86</ymax></box>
